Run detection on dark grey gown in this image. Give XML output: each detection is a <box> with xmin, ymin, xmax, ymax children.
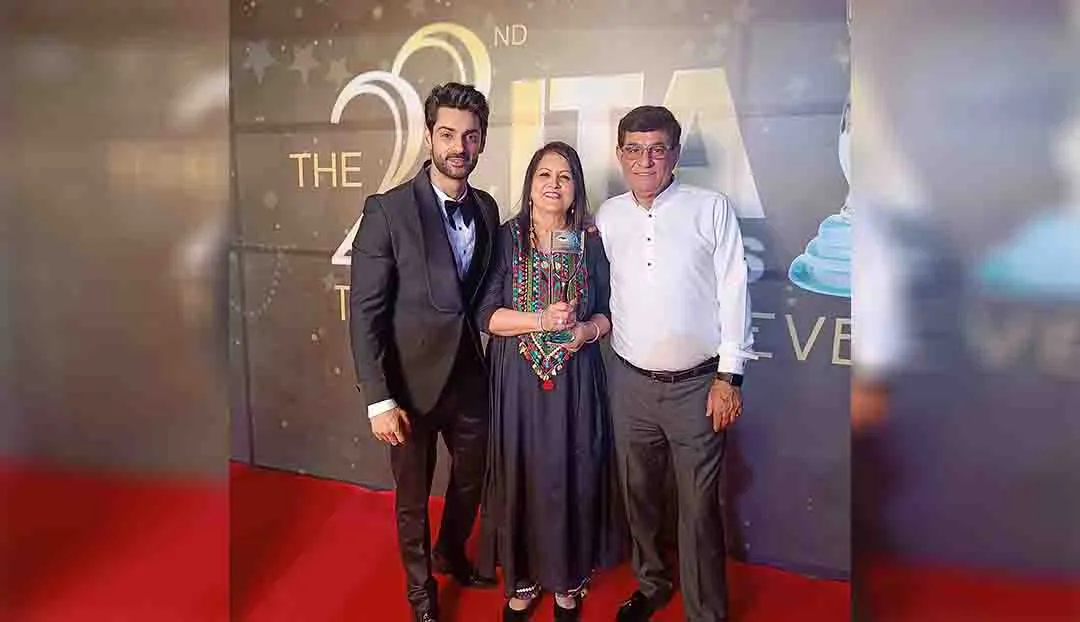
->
<box><xmin>475</xmin><ymin>220</ymin><xmax>626</xmax><ymax>598</ymax></box>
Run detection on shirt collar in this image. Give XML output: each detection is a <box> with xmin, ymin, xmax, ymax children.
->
<box><xmin>427</xmin><ymin>165</ymin><xmax>468</xmax><ymax>208</ymax></box>
<box><xmin>632</xmin><ymin>175</ymin><xmax>679</xmax><ymax>210</ymax></box>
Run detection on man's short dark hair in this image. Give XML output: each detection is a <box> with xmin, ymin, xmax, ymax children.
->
<box><xmin>617</xmin><ymin>105</ymin><xmax>682</xmax><ymax>147</ymax></box>
<box><xmin>424</xmin><ymin>82</ymin><xmax>489</xmax><ymax>139</ymax></box>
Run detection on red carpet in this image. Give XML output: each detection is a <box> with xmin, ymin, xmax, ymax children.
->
<box><xmin>230</xmin><ymin>463</ymin><xmax>848</xmax><ymax>621</ymax></box>
<box><xmin>5</xmin><ymin>461</ymin><xmax>1076</xmax><ymax>620</ymax></box>
<box><xmin>0</xmin><ymin>460</ymin><xmax>228</xmax><ymax>621</ymax></box>
<box><xmin>861</xmin><ymin>560</ymin><xmax>1078</xmax><ymax>621</ymax></box>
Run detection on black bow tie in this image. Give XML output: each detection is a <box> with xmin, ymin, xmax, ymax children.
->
<box><xmin>444</xmin><ymin>199</ymin><xmax>475</xmax><ymax>229</ymax></box>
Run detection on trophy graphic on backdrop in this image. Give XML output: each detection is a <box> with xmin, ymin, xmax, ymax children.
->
<box><xmin>788</xmin><ymin>98</ymin><xmax>854</xmax><ymax>298</ymax></box>
<box><xmin>789</xmin><ymin>1</ymin><xmax>853</xmax><ymax>298</ymax></box>
<box><xmin>975</xmin><ymin>0</ymin><xmax>1080</xmax><ymax>302</ymax></box>
<box><xmin>545</xmin><ymin>229</ymin><xmax>585</xmax><ymax>344</ymax></box>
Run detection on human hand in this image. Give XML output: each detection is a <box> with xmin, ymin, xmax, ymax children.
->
<box><xmin>541</xmin><ymin>299</ymin><xmax>577</xmax><ymax>332</ymax></box>
<box><xmin>706</xmin><ymin>380</ymin><xmax>742</xmax><ymax>432</ymax></box>
<box><xmin>371</xmin><ymin>407</ymin><xmax>411</xmax><ymax>446</ymax></box>
<box><xmin>852</xmin><ymin>378</ymin><xmax>889</xmax><ymax>434</ymax></box>
<box><xmin>560</xmin><ymin>321</ymin><xmax>595</xmax><ymax>352</ymax></box>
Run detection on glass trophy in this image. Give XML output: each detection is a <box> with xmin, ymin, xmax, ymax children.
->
<box><xmin>545</xmin><ymin>229</ymin><xmax>585</xmax><ymax>344</ymax></box>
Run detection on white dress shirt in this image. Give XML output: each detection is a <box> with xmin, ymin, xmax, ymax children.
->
<box><xmin>368</xmin><ymin>180</ymin><xmax>476</xmax><ymax>419</ymax></box>
<box><xmin>595</xmin><ymin>179</ymin><xmax>756</xmax><ymax>375</ymax></box>
<box><xmin>431</xmin><ymin>182</ymin><xmax>477</xmax><ymax>279</ymax></box>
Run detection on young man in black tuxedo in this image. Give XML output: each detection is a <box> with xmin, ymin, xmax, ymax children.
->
<box><xmin>349</xmin><ymin>82</ymin><xmax>500</xmax><ymax>622</ymax></box>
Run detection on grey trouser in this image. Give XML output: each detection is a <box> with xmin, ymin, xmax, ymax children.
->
<box><xmin>610</xmin><ymin>356</ymin><xmax>728</xmax><ymax>622</ymax></box>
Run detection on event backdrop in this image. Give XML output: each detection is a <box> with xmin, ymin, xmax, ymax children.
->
<box><xmin>852</xmin><ymin>0</ymin><xmax>1079</xmax><ymax>577</ymax></box>
<box><xmin>229</xmin><ymin>0</ymin><xmax>851</xmax><ymax>578</ymax></box>
<box><xmin>4</xmin><ymin>0</ymin><xmax>230</xmax><ymax>478</ymax></box>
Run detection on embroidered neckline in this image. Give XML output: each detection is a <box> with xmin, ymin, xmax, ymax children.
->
<box><xmin>509</xmin><ymin>220</ymin><xmax>588</xmax><ymax>383</ymax></box>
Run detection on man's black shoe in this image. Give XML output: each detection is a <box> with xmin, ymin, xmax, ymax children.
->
<box><xmin>615</xmin><ymin>591</ymin><xmax>661</xmax><ymax>622</ymax></box>
<box><xmin>432</xmin><ymin>551</ymin><xmax>498</xmax><ymax>589</ymax></box>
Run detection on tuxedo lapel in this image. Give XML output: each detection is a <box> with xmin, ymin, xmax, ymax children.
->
<box><xmin>412</xmin><ymin>165</ymin><xmax>463</xmax><ymax>313</ymax></box>
<box><xmin>469</xmin><ymin>190</ymin><xmax>497</xmax><ymax>304</ymax></box>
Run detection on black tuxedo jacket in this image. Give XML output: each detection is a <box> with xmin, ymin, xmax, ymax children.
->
<box><xmin>349</xmin><ymin>162</ymin><xmax>499</xmax><ymax>415</ymax></box>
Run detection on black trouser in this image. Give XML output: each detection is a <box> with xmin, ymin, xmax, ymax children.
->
<box><xmin>610</xmin><ymin>356</ymin><xmax>729</xmax><ymax>622</ymax></box>
<box><xmin>390</xmin><ymin>340</ymin><xmax>488</xmax><ymax>616</ymax></box>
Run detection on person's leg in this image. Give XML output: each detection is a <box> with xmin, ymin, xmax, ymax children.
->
<box><xmin>390</xmin><ymin>418</ymin><xmax>441</xmax><ymax>617</ymax></box>
<box><xmin>508</xmin><ymin>581</ymin><xmax>540</xmax><ymax>611</ymax></box>
<box><xmin>432</xmin><ymin>351</ymin><xmax>490</xmax><ymax>579</ymax></box>
<box><xmin>610</xmin><ymin>361</ymin><xmax>674</xmax><ymax>605</ymax></box>
<box><xmin>554</xmin><ymin>577</ymin><xmax>589</xmax><ymax>609</ymax></box>
<box><xmin>663</xmin><ymin>375</ymin><xmax>728</xmax><ymax>622</ymax></box>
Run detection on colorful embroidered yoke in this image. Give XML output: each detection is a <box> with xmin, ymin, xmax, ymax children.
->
<box><xmin>510</xmin><ymin>220</ymin><xmax>589</xmax><ymax>383</ymax></box>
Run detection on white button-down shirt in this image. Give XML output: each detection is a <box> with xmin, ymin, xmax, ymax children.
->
<box><xmin>368</xmin><ymin>179</ymin><xmax>477</xmax><ymax>419</ymax></box>
<box><xmin>595</xmin><ymin>179</ymin><xmax>756</xmax><ymax>375</ymax></box>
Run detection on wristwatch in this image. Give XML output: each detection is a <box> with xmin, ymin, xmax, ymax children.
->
<box><xmin>715</xmin><ymin>372</ymin><xmax>743</xmax><ymax>387</ymax></box>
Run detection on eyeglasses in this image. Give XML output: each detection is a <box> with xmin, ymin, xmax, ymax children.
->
<box><xmin>620</xmin><ymin>143</ymin><xmax>673</xmax><ymax>160</ymax></box>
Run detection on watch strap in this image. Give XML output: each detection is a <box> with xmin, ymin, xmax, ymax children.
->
<box><xmin>715</xmin><ymin>372</ymin><xmax>743</xmax><ymax>387</ymax></box>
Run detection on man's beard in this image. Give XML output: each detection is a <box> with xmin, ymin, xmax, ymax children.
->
<box><xmin>433</xmin><ymin>152</ymin><xmax>476</xmax><ymax>180</ymax></box>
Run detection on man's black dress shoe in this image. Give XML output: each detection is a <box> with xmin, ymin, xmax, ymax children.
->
<box><xmin>431</xmin><ymin>551</ymin><xmax>498</xmax><ymax>589</ymax></box>
<box><xmin>414</xmin><ymin>611</ymin><xmax>438</xmax><ymax>622</ymax></box>
<box><xmin>615</xmin><ymin>591</ymin><xmax>662</xmax><ymax>622</ymax></box>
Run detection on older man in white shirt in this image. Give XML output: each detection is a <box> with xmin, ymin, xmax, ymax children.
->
<box><xmin>595</xmin><ymin>106</ymin><xmax>755</xmax><ymax>622</ymax></box>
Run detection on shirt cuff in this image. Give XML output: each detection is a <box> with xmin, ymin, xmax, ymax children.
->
<box><xmin>716</xmin><ymin>348</ymin><xmax>757</xmax><ymax>375</ymax></box>
<box><xmin>367</xmin><ymin>399</ymin><xmax>397</xmax><ymax>419</ymax></box>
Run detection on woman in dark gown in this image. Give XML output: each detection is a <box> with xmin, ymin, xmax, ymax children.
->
<box><xmin>476</xmin><ymin>142</ymin><xmax>625</xmax><ymax>621</ymax></box>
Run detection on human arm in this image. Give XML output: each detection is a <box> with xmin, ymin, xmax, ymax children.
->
<box><xmin>559</xmin><ymin>232</ymin><xmax>612</xmax><ymax>351</ymax></box>
<box><xmin>707</xmin><ymin>195</ymin><xmax>756</xmax><ymax>430</ymax></box>
<box><xmin>348</xmin><ymin>196</ymin><xmax>410</xmax><ymax>443</ymax></box>
<box><xmin>476</xmin><ymin>226</ymin><xmax>577</xmax><ymax>337</ymax></box>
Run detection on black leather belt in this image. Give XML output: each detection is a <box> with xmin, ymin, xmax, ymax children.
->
<box><xmin>617</xmin><ymin>354</ymin><xmax>718</xmax><ymax>384</ymax></box>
